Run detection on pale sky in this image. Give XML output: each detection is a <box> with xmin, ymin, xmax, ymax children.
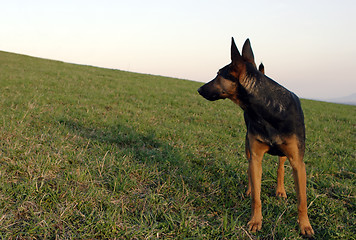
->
<box><xmin>1</xmin><ymin>0</ymin><xmax>355</xmax><ymax>100</ymax></box>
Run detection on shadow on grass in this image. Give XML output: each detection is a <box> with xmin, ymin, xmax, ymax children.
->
<box><xmin>58</xmin><ymin>117</ymin><xmax>248</xmax><ymax>204</ymax></box>
<box><xmin>59</xmin><ymin>118</ymin><xmax>188</xmax><ymax>171</ymax></box>
<box><xmin>57</xmin><ymin>117</ymin><xmax>333</xmax><ymax>239</ymax></box>
<box><xmin>57</xmin><ymin>118</ymin><xmax>255</xmax><ymax>237</ymax></box>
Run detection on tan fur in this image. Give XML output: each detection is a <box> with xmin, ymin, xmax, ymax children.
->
<box><xmin>245</xmin><ymin>134</ymin><xmax>314</xmax><ymax>236</ymax></box>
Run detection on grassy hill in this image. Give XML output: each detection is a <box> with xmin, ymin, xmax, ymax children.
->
<box><xmin>0</xmin><ymin>51</ymin><xmax>355</xmax><ymax>239</ymax></box>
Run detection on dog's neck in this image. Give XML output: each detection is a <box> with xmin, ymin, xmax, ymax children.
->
<box><xmin>240</xmin><ymin>75</ymin><xmax>258</xmax><ymax>93</ymax></box>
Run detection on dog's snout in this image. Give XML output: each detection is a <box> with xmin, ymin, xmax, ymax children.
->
<box><xmin>197</xmin><ymin>87</ymin><xmax>202</xmax><ymax>94</ymax></box>
<box><xmin>198</xmin><ymin>86</ymin><xmax>208</xmax><ymax>98</ymax></box>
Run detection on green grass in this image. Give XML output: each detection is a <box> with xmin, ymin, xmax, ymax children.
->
<box><xmin>0</xmin><ymin>50</ymin><xmax>355</xmax><ymax>239</ymax></box>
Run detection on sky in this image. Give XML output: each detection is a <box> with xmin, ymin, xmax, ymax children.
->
<box><xmin>1</xmin><ymin>0</ymin><xmax>355</xmax><ymax>100</ymax></box>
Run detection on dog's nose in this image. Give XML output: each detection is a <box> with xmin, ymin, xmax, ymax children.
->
<box><xmin>197</xmin><ymin>87</ymin><xmax>202</xmax><ymax>94</ymax></box>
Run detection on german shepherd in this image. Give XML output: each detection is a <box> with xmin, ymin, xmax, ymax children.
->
<box><xmin>198</xmin><ymin>38</ymin><xmax>314</xmax><ymax>237</ymax></box>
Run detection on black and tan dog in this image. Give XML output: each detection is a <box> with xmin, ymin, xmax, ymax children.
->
<box><xmin>198</xmin><ymin>38</ymin><xmax>314</xmax><ymax>237</ymax></box>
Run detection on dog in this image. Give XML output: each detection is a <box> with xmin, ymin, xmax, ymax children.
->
<box><xmin>197</xmin><ymin>38</ymin><xmax>314</xmax><ymax>237</ymax></box>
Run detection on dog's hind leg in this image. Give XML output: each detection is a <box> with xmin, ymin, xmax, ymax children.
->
<box><xmin>276</xmin><ymin>156</ymin><xmax>287</xmax><ymax>198</ymax></box>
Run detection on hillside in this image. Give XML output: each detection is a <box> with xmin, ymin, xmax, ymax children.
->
<box><xmin>0</xmin><ymin>51</ymin><xmax>355</xmax><ymax>239</ymax></box>
<box><xmin>326</xmin><ymin>93</ymin><xmax>356</xmax><ymax>106</ymax></box>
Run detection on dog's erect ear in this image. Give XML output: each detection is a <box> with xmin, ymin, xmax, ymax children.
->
<box><xmin>231</xmin><ymin>37</ymin><xmax>243</xmax><ymax>64</ymax></box>
<box><xmin>258</xmin><ymin>63</ymin><xmax>265</xmax><ymax>74</ymax></box>
<box><xmin>242</xmin><ymin>39</ymin><xmax>256</xmax><ymax>68</ymax></box>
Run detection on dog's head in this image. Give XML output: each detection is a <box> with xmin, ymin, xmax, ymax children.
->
<box><xmin>198</xmin><ymin>38</ymin><xmax>260</xmax><ymax>104</ymax></box>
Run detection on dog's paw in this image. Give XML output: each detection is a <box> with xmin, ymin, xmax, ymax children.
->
<box><xmin>248</xmin><ymin>217</ymin><xmax>262</xmax><ymax>232</ymax></box>
<box><xmin>276</xmin><ymin>190</ymin><xmax>287</xmax><ymax>199</ymax></box>
<box><xmin>300</xmin><ymin>225</ymin><xmax>314</xmax><ymax>238</ymax></box>
<box><xmin>299</xmin><ymin>218</ymin><xmax>314</xmax><ymax>237</ymax></box>
<box><xmin>246</xmin><ymin>189</ymin><xmax>251</xmax><ymax>197</ymax></box>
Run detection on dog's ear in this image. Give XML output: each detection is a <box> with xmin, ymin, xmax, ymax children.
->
<box><xmin>242</xmin><ymin>39</ymin><xmax>256</xmax><ymax>68</ymax></box>
<box><xmin>231</xmin><ymin>37</ymin><xmax>243</xmax><ymax>64</ymax></box>
<box><xmin>258</xmin><ymin>63</ymin><xmax>265</xmax><ymax>74</ymax></box>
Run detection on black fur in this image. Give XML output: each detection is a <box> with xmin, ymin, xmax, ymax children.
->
<box><xmin>197</xmin><ymin>38</ymin><xmax>313</xmax><ymax>237</ymax></box>
<box><xmin>198</xmin><ymin>39</ymin><xmax>305</xmax><ymax>157</ymax></box>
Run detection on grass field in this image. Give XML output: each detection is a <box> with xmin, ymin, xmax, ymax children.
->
<box><xmin>0</xmin><ymin>51</ymin><xmax>355</xmax><ymax>239</ymax></box>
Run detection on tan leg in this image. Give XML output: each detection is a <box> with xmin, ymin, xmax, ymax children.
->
<box><xmin>246</xmin><ymin>166</ymin><xmax>252</xmax><ymax>196</ymax></box>
<box><xmin>245</xmin><ymin>136</ymin><xmax>252</xmax><ymax>196</ymax></box>
<box><xmin>276</xmin><ymin>156</ymin><xmax>287</xmax><ymax>198</ymax></box>
<box><xmin>281</xmin><ymin>136</ymin><xmax>314</xmax><ymax>237</ymax></box>
<box><xmin>247</xmin><ymin>135</ymin><xmax>269</xmax><ymax>232</ymax></box>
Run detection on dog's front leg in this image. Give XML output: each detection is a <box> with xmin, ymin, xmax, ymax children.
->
<box><xmin>281</xmin><ymin>136</ymin><xmax>314</xmax><ymax>237</ymax></box>
<box><xmin>245</xmin><ymin>135</ymin><xmax>252</xmax><ymax>196</ymax></box>
<box><xmin>247</xmin><ymin>155</ymin><xmax>263</xmax><ymax>232</ymax></box>
<box><xmin>247</xmin><ymin>136</ymin><xmax>269</xmax><ymax>232</ymax></box>
<box><xmin>289</xmin><ymin>156</ymin><xmax>314</xmax><ymax>237</ymax></box>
